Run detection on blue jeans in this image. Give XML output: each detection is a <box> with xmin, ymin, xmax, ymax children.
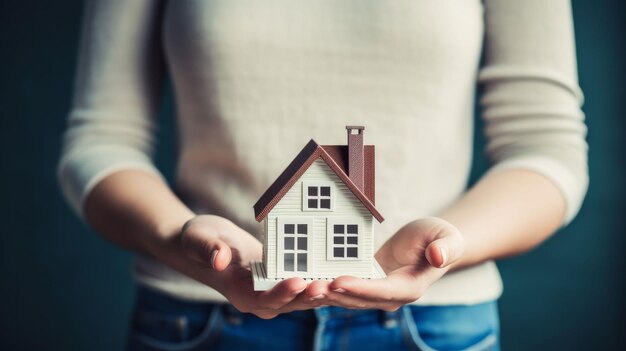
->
<box><xmin>127</xmin><ymin>286</ymin><xmax>500</xmax><ymax>351</ymax></box>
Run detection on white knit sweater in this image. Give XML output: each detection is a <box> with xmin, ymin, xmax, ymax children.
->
<box><xmin>58</xmin><ymin>0</ymin><xmax>588</xmax><ymax>305</ymax></box>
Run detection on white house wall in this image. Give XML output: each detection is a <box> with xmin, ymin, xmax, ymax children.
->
<box><xmin>265</xmin><ymin>158</ymin><xmax>374</xmax><ymax>279</ymax></box>
<box><xmin>262</xmin><ymin>218</ymin><xmax>268</xmax><ymax>275</ymax></box>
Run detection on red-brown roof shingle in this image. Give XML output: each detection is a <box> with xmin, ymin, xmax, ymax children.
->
<box><xmin>253</xmin><ymin>139</ymin><xmax>384</xmax><ymax>222</ymax></box>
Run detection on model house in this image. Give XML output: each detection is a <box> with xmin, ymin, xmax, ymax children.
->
<box><xmin>251</xmin><ymin>126</ymin><xmax>386</xmax><ymax>290</ymax></box>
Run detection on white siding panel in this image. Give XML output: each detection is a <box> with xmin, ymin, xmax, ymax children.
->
<box><xmin>266</xmin><ymin>217</ymin><xmax>277</xmax><ymax>278</ymax></box>
<box><xmin>266</xmin><ymin>158</ymin><xmax>376</xmax><ymax>279</ymax></box>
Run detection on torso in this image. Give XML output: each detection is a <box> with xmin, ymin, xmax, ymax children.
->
<box><xmin>161</xmin><ymin>0</ymin><xmax>484</xmax><ymax>244</ymax></box>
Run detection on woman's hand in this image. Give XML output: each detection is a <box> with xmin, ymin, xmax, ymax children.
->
<box><xmin>307</xmin><ymin>217</ymin><xmax>465</xmax><ymax>311</ymax></box>
<box><xmin>165</xmin><ymin>215</ymin><xmax>321</xmax><ymax>319</ymax></box>
<box><xmin>178</xmin><ymin>215</ymin><xmax>263</xmax><ymax>272</ymax></box>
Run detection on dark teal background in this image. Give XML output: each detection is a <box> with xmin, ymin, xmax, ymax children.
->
<box><xmin>1</xmin><ymin>1</ymin><xmax>624</xmax><ymax>350</ymax></box>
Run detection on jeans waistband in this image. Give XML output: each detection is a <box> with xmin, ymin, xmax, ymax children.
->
<box><xmin>138</xmin><ymin>285</ymin><xmax>401</xmax><ymax>328</ymax></box>
<box><xmin>315</xmin><ymin>305</ymin><xmax>396</xmax><ymax>318</ymax></box>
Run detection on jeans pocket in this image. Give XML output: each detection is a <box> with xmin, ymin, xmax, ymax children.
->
<box><xmin>127</xmin><ymin>289</ymin><xmax>224</xmax><ymax>351</ymax></box>
<box><xmin>400</xmin><ymin>303</ymin><xmax>500</xmax><ymax>351</ymax></box>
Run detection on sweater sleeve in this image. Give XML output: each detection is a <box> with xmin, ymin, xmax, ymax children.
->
<box><xmin>57</xmin><ymin>0</ymin><xmax>166</xmax><ymax>218</ymax></box>
<box><xmin>479</xmin><ymin>0</ymin><xmax>589</xmax><ymax>224</ymax></box>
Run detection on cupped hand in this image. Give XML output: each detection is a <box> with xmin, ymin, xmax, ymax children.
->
<box><xmin>173</xmin><ymin>215</ymin><xmax>323</xmax><ymax>319</ymax></box>
<box><xmin>306</xmin><ymin>217</ymin><xmax>465</xmax><ymax>311</ymax></box>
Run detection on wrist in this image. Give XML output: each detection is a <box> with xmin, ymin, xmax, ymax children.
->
<box><xmin>147</xmin><ymin>213</ymin><xmax>196</xmax><ymax>260</ymax></box>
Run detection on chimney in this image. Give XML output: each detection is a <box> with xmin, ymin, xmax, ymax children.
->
<box><xmin>346</xmin><ymin>126</ymin><xmax>365</xmax><ymax>191</ymax></box>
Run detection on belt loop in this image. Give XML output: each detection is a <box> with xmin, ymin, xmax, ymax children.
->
<box><xmin>313</xmin><ymin>307</ymin><xmax>329</xmax><ymax>351</ymax></box>
<box><xmin>379</xmin><ymin>309</ymin><xmax>399</xmax><ymax>328</ymax></box>
<box><xmin>224</xmin><ymin>304</ymin><xmax>243</xmax><ymax>325</ymax></box>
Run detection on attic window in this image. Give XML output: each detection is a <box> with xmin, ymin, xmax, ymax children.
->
<box><xmin>303</xmin><ymin>182</ymin><xmax>332</xmax><ymax>211</ymax></box>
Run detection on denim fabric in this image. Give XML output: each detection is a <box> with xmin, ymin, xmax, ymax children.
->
<box><xmin>127</xmin><ymin>286</ymin><xmax>499</xmax><ymax>351</ymax></box>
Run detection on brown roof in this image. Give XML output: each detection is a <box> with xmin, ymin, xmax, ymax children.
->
<box><xmin>253</xmin><ymin>139</ymin><xmax>384</xmax><ymax>222</ymax></box>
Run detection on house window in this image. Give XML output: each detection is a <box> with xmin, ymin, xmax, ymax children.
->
<box><xmin>327</xmin><ymin>218</ymin><xmax>361</xmax><ymax>260</ymax></box>
<box><xmin>303</xmin><ymin>182</ymin><xmax>332</xmax><ymax>211</ymax></box>
<box><xmin>278</xmin><ymin>217</ymin><xmax>313</xmax><ymax>274</ymax></box>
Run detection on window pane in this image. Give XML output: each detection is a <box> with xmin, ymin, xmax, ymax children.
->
<box><xmin>333</xmin><ymin>236</ymin><xmax>344</xmax><ymax>244</ymax></box>
<box><xmin>284</xmin><ymin>224</ymin><xmax>294</xmax><ymax>234</ymax></box>
<box><xmin>297</xmin><ymin>253</ymin><xmax>307</xmax><ymax>272</ymax></box>
<box><xmin>308</xmin><ymin>199</ymin><xmax>317</xmax><ymax>209</ymax></box>
<box><xmin>297</xmin><ymin>237</ymin><xmax>307</xmax><ymax>250</ymax></box>
<box><xmin>320</xmin><ymin>199</ymin><xmax>331</xmax><ymax>209</ymax></box>
<box><xmin>347</xmin><ymin>247</ymin><xmax>358</xmax><ymax>258</ymax></box>
<box><xmin>297</xmin><ymin>224</ymin><xmax>307</xmax><ymax>234</ymax></box>
<box><xmin>347</xmin><ymin>236</ymin><xmax>358</xmax><ymax>245</ymax></box>
<box><xmin>334</xmin><ymin>247</ymin><xmax>344</xmax><ymax>258</ymax></box>
<box><xmin>284</xmin><ymin>237</ymin><xmax>294</xmax><ymax>250</ymax></box>
<box><xmin>320</xmin><ymin>186</ymin><xmax>331</xmax><ymax>196</ymax></box>
<box><xmin>347</xmin><ymin>225</ymin><xmax>358</xmax><ymax>234</ymax></box>
<box><xmin>284</xmin><ymin>253</ymin><xmax>294</xmax><ymax>271</ymax></box>
<box><xmin>308</xmin><ymin>186</ymin><xmax>318</xmax><ymax>196</ymax></box>
<box><xmin>334</xmin><ymin>224</ymin><xmax>344</xmax><ymax>234</ymax></box>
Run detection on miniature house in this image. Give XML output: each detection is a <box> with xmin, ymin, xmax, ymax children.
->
<box><xmin>251</xmin><ymin>126</ymin><xmax>386</xmax><ymax>290</ymax></box>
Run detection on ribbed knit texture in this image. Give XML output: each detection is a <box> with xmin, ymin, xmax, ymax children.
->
<box><xmin>58</xmin><ymin>0</ymin><xmax>587</xmax><ymax>304</ymax></box>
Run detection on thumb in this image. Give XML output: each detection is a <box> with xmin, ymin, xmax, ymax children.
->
<box><xmin>180</xmin><ymin>221</ymin><xmax>233</xmax><ymax>271</ymax></box>
<box><xmin>424</xmin><ymin>223</ymin><xmax>465</xmax><ymax>268</ymax></box>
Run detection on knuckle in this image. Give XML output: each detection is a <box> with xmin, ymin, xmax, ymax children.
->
<box><xmin>350</xmin><ymin>290</ymin><xmax>368</xmax><ymax>299</ymax></box>
<box><xmin>310</xmin><ymin>301</ymin><xmax>324</xmax><ymax>308</ymax></box>
<box><xmin>267</xmin><ymin>301</ymin><xmax>285</xmax><ymax>310</ymax></box>
<box><xmin>404</xmin><ymin>295</ymin><xmax>419</xmax><ymax>304</ymax></box>
<box><xmin>235</xmin><ymin>305</ymin><xmax>251</xmax><ymax>314</ymax></box>
<box><xmin>301</xmin><ymin>299</ymin><xmax>317</xmax><ymax>307</ymax></box>
<box><xmin>381</xmin><ymin>294</ymin><xmax>394</xmax><ymax>302</ymax></box>
<box><xmin>199</xmin><ymin>239</ymin><xmax>214</xmax><ymax>256</ymax></box>
<box><xmin>179</xmin><ymin>230</ymin><xmax>195</xmax><ymax>251</ymax></box>
<box><xmin>230</xmin><ymin>302</ymin><xmax>252</xmax><ymax>314</ymax></box>
<box><xmin>255</xmin><ymin>311</ymin><xmax>278</xmax><ymax>320</ymax></box>
<box><xmin>412</xmin><ymin>289</ymin><xmax>424</xmax><ymax>300</ymax></box>
<box><xmin>301</xmin><ymin>295</ymin><xmax>324</xmax><ymax>307</ymax></box>
<box><xmin>259</xmin><ymin>299</ymin><xmax>283</xmax><ymax>310</ymax></box>
<box><xmin>384</xmin><ymin>304</ymin><xmax>401</xmax><ymax>312</ymax></box>
<box><xmin>324</xmin><ymin>294</ymin><xmax>338</xmax><ymax>303</ymax></box>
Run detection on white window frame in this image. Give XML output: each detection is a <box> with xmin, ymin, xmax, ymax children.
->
<box><xmin>302</xmin><ymin>182</ymin><xmax>334</xmax><ymax>212</ymax></box>
<box><xmin>326</xmin><ymin>217</ymin><xmax>362</xmax><ymax>261</ymax></box>
<box><xmin>277</xmin><ymin>217</ymin><xmax>314</xmax><ymax>276</ymax></box>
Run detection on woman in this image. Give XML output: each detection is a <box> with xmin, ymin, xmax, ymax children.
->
<box><xmin>58</xmin><ymin>0</ymin><xmax>588</xmax><ymax>350</ymax></box>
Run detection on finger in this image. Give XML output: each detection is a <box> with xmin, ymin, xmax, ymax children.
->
<box><xmin>269</xmin><ymin>280</ymin><xmax>329</xmax><ymax>314</ymax></box>
<box><xmin>263</xmin><ymin>279</ymin><xmax>402</xmax><ymax>314</ymax></box>
<box><xmin>276</xmin><ymin>280</ymin><xmax>330</xmax><ymax>312</ymax></box>
<box><xmin>424</xmin><ymin>229</ymin><xmax>464</xmax><ymax>268</ymax></box>
<box><xmin>304</xmin><ymin>279</ymin><xmax>331</xmax><ymax>300</ymax></box>
<box><xmin>257</xmin><ymin>278</ymin><xmax>307</xmax><ymax>310</ymax></box>
<box><xmin>280</xmin><ymin>280</ymin><xmax>356</xmax><ymax>313</ymax></box>
<box><xmin>272</xmin><ymin>295</ymin><xmax>325</xmax><ymax>314</ymax></box>
<box><xmin>329</xmin><ymin>274</ymin><xmax>421</xmax><ymax>304</ymax></box>
<box><xmin>180</xmin><ymin>225</ymin><xmax>232</xmax><ymax>271</ymax></box>
<box><xmin>251</xmin><ymin>310</ymin><xmax>280</xmax><ymax>320</ymax></box>
<box><xmin>323</xmin><ymin>290</ymin><xmax>404</xmax><ymax>311</ymax></box>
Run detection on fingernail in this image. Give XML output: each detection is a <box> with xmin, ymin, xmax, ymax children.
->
<box><xmin>440</xmin><ymin>247</ymin><xmax>447</xmax><ymax>267</ymax></box>
<box><xmin>210</xmin><ymin>250</ymin><xmax>219</xmax><ymax>269</ymax></box>
<box><xmin>310</xmin><ymin>294</ymin><xmax>325</xmax><ymax>301</ymax></box>
<box><xmin>332</xmin><ymin>288</ymin><xmax>346</xmax><ymax>293</ymax></box>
